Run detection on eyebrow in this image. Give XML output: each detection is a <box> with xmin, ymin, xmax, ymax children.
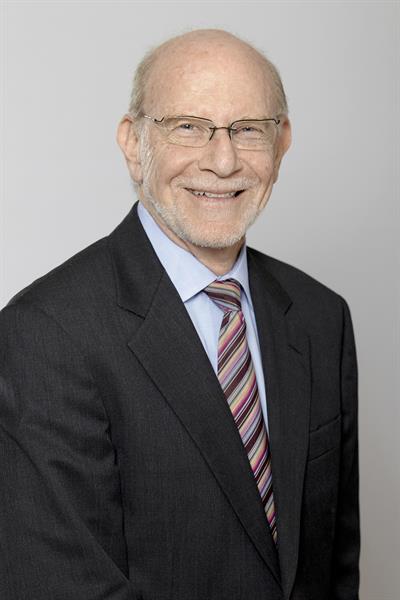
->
<box><xmin>171</xmin><ymin>114</ymin><xmax>271</xmax><ymax>122</ymax></box>
<box><xmin>238</xmin><ymin>115</ymin><xmax>270</xmax><ymax>121</ymax></box>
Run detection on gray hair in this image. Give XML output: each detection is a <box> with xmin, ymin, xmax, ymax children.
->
<box><xmin>128</xmin><ymin>30</ymin><xmax>288</xmax><ymax>119</ymax></box>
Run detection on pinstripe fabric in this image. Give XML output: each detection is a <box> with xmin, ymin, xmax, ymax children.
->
<box><xmin>204</xmin><ymin>278</ymin><xmax>277</xmax><ymax>545</ymax></box>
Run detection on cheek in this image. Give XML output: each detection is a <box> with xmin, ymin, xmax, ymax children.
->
<box><xmin>251</xmin><ymin>156</ymin><xmax>275</xmax><ymax>188</ymax></box>
<box><xmin>149</xmin><ymin>146</ymin><xmax>195</xmax><ymax>189</ymax></box>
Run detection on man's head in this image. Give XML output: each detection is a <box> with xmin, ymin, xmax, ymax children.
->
<box><xmin>118</xmin><ymin>29</ymin><xmax>291</xmax><ymax>250</ymax></box>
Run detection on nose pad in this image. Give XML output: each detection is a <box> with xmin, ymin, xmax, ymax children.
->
<box><xmin>208</xmin><ymin>126</ymin><xmax>232</xmax><ymax>143</ymax></box>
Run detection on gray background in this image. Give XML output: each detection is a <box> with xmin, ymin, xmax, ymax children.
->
<box><xmin>1</xmin><ymin>1</ymin><xmax>398</xmax><ymax>598</ymax></box>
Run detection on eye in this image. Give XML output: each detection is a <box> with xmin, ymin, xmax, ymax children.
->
<box><xmin>164</xmin><ymin>117</ymin><xmax>211</xmax><ymax>143</ymax></box>
<box><xmin>234</xmin><ymin>125</ymin><xmax>263</xmax><ymax>135</ymax></box>
<box><xmin>172</xmin><ymin>121</ymin><xmax>203</xmax><ymax>135</ymax></box>
<box><xmin>170</xmin><ymin>119</ymin><xmax>207</xmax><ymax>137</ymax></box>
<box><xmin>178</xmin><ymin>122</ymin><xmax>196</xmax><ymax>131</ymax></box>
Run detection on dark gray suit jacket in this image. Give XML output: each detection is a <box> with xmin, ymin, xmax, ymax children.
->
<box><xmin>0</xmin><ymin>202</ymin><xmax>360</xmax><ymax>599</ymax></box>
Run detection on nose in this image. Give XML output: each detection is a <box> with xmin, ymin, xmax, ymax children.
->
<box><xmin>197</xmin><ymin>128</ymin><xmax>242</xmax><ymax>177</ymax></box>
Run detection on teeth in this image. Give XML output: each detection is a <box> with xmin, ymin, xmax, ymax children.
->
<box><xmin>190</xmin><ymin>190</ymin><xmax>237</xmax><ymax>198</ymax></box>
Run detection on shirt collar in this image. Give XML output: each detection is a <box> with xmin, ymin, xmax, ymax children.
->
<box><xmin>137</xmin><ymin>201</ymin><xmax>252</xmax><ymax>307</ymax></box>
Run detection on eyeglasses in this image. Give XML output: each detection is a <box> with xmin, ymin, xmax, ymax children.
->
<box><xmin>141</xmin><ymin>114</ymin><xmax>281</xmax><ymax>150</ymax></box>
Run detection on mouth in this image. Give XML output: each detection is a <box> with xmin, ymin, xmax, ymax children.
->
<box><xmin>185</xmin><ymin>188</ymin><xmax>244</xmax><ymax>199</ymax></box>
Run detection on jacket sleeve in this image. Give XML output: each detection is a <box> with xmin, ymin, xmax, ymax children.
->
<box><xmin>330</xmin><ymin>298</ymin><xmax>360</xmax><ymax>599</ymax></box>
<box><xmin>0</xmin><ymin>301</ymin><xmax>134</xmax><ymax>600</ymax></box>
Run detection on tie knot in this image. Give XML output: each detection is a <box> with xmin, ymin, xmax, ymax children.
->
<box><xmin>204</xmin><ymin>278</ymin><xmax>242</xmax><ymax>313</ymax></box>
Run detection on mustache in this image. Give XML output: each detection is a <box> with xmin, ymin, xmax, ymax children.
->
<box><xmin>174</xmin><ymin>176</ymin><xmax>258</xmax><ymax>192</ymax></box>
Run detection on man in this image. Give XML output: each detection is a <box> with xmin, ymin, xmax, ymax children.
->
<box><xmin>0</xmin><ymin>29</ymin><xmax>359</xmax><ymax>599</ymax></box>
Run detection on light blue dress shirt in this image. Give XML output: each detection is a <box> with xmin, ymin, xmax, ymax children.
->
<box><xmin>137</xmin><ymin>202</ymin><xmax>269</xmax><ymax>431</ymax></box>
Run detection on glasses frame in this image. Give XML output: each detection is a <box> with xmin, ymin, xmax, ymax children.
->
<box><xmin>140</xmin><ymin>113</ymin><xmax>281</xmax><ymax>149</ymax></box>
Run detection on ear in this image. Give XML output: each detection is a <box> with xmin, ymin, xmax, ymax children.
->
<box><xmin>272</xmin><ymin>117</ymin><xmax>292</xmax><ymax>183</ymax></box>
<box><xmin>117</xmin><ymin>115</ymin><xmax>143</xmax><ymax>183</ymax></box>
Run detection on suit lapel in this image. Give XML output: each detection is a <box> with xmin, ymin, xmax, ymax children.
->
<box><xmin>248</xmin><ymin>249</ymin><xmax>311</xmax><ymax>599</ymax></box>
<box><xmin>108</xmin><ymin>203</ymin><xmax>310</xmax><ymax>594</ymax></box>
<box><xmin>127</xmin><ymin>270</ymin><xmax>280</xmax><ymax>584</ymax></box>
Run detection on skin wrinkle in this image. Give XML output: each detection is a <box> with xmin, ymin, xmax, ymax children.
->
<box><xmin>139</xmin><ymin>126</ymin><xmax>263</xmax><ymax>248</ymax></box>
<box><xmin>139</xmin><ymin>125</ymin><xmax>274</xmax><ymax>249</ymax></box>
<box><xmin>118</xmin><ymin>30</ymin><xmax>291</xmax><ymax>275</ymax></box>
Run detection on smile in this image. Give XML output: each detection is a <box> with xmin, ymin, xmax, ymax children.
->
<box><xmin>186</xmin><ymin>189</ymin><xmax>243</xmax><ymax>198</ymax></box>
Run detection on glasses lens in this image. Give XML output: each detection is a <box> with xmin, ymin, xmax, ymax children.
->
<box><xmin>231</xmin><ymin>121</ymin><xmax>278</xmax><ymax>149</ymax></box>
<box><xmin>162</xmin><ymin>117</ymin><xmax>211</xmax><ymax>147</ymax></box>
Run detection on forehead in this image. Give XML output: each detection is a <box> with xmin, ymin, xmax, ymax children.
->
<box><xmin>145</xmin><ymin>40</ymin><xmax>273</xmax><ymax>119</ymax></box>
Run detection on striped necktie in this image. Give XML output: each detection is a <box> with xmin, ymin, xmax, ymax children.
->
<box><xmin>204</xmin><ymin>278</ymin><xmax>277</xmax><ymax>545</ymax></box>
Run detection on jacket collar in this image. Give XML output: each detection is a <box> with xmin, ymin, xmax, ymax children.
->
<box><xmin>108</xmin><ymin>201</ymin><xmax>292</xmax><ymax>318</ymax></box>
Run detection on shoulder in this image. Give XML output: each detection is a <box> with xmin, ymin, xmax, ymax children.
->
<box><xmin>1</xmin><ymin>231</ymin><xmax>117</xmax><ymax>344</ymax></box>
<box><xmin>247</xmin><ymin>246</ymin><xmax>351</xmax><ymax>330</ymax></box>
<box><xmin>6</xmin><ymin>236</ymin><xmax>112</xmax><ymax>309</ymax></box>
<box><xmin>248</xmin><ymin>246</ymin><xmax>340</xmax><ymax>296</ymax></box>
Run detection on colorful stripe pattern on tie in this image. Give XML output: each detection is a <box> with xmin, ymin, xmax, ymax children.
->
<box><xmin>204</xmin><ymin>278</ymin><xmax>277</xmax><ymax>545</ymax></box>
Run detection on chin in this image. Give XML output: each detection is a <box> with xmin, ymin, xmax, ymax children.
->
<box><xmin>174</xmin><ymin>222</ymin><xmax>247</xmax><ymax>249</ymax></box>
<box><xmin>141</xmin><ymin>189</ymin><xmax>261</xmax><ymax>249</ymax></box>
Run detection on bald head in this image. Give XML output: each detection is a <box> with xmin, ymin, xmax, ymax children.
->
<box><xmin>129</xmin><ymin>29</ymin><xmax>288</xmax><ymax>119</ymax></box>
